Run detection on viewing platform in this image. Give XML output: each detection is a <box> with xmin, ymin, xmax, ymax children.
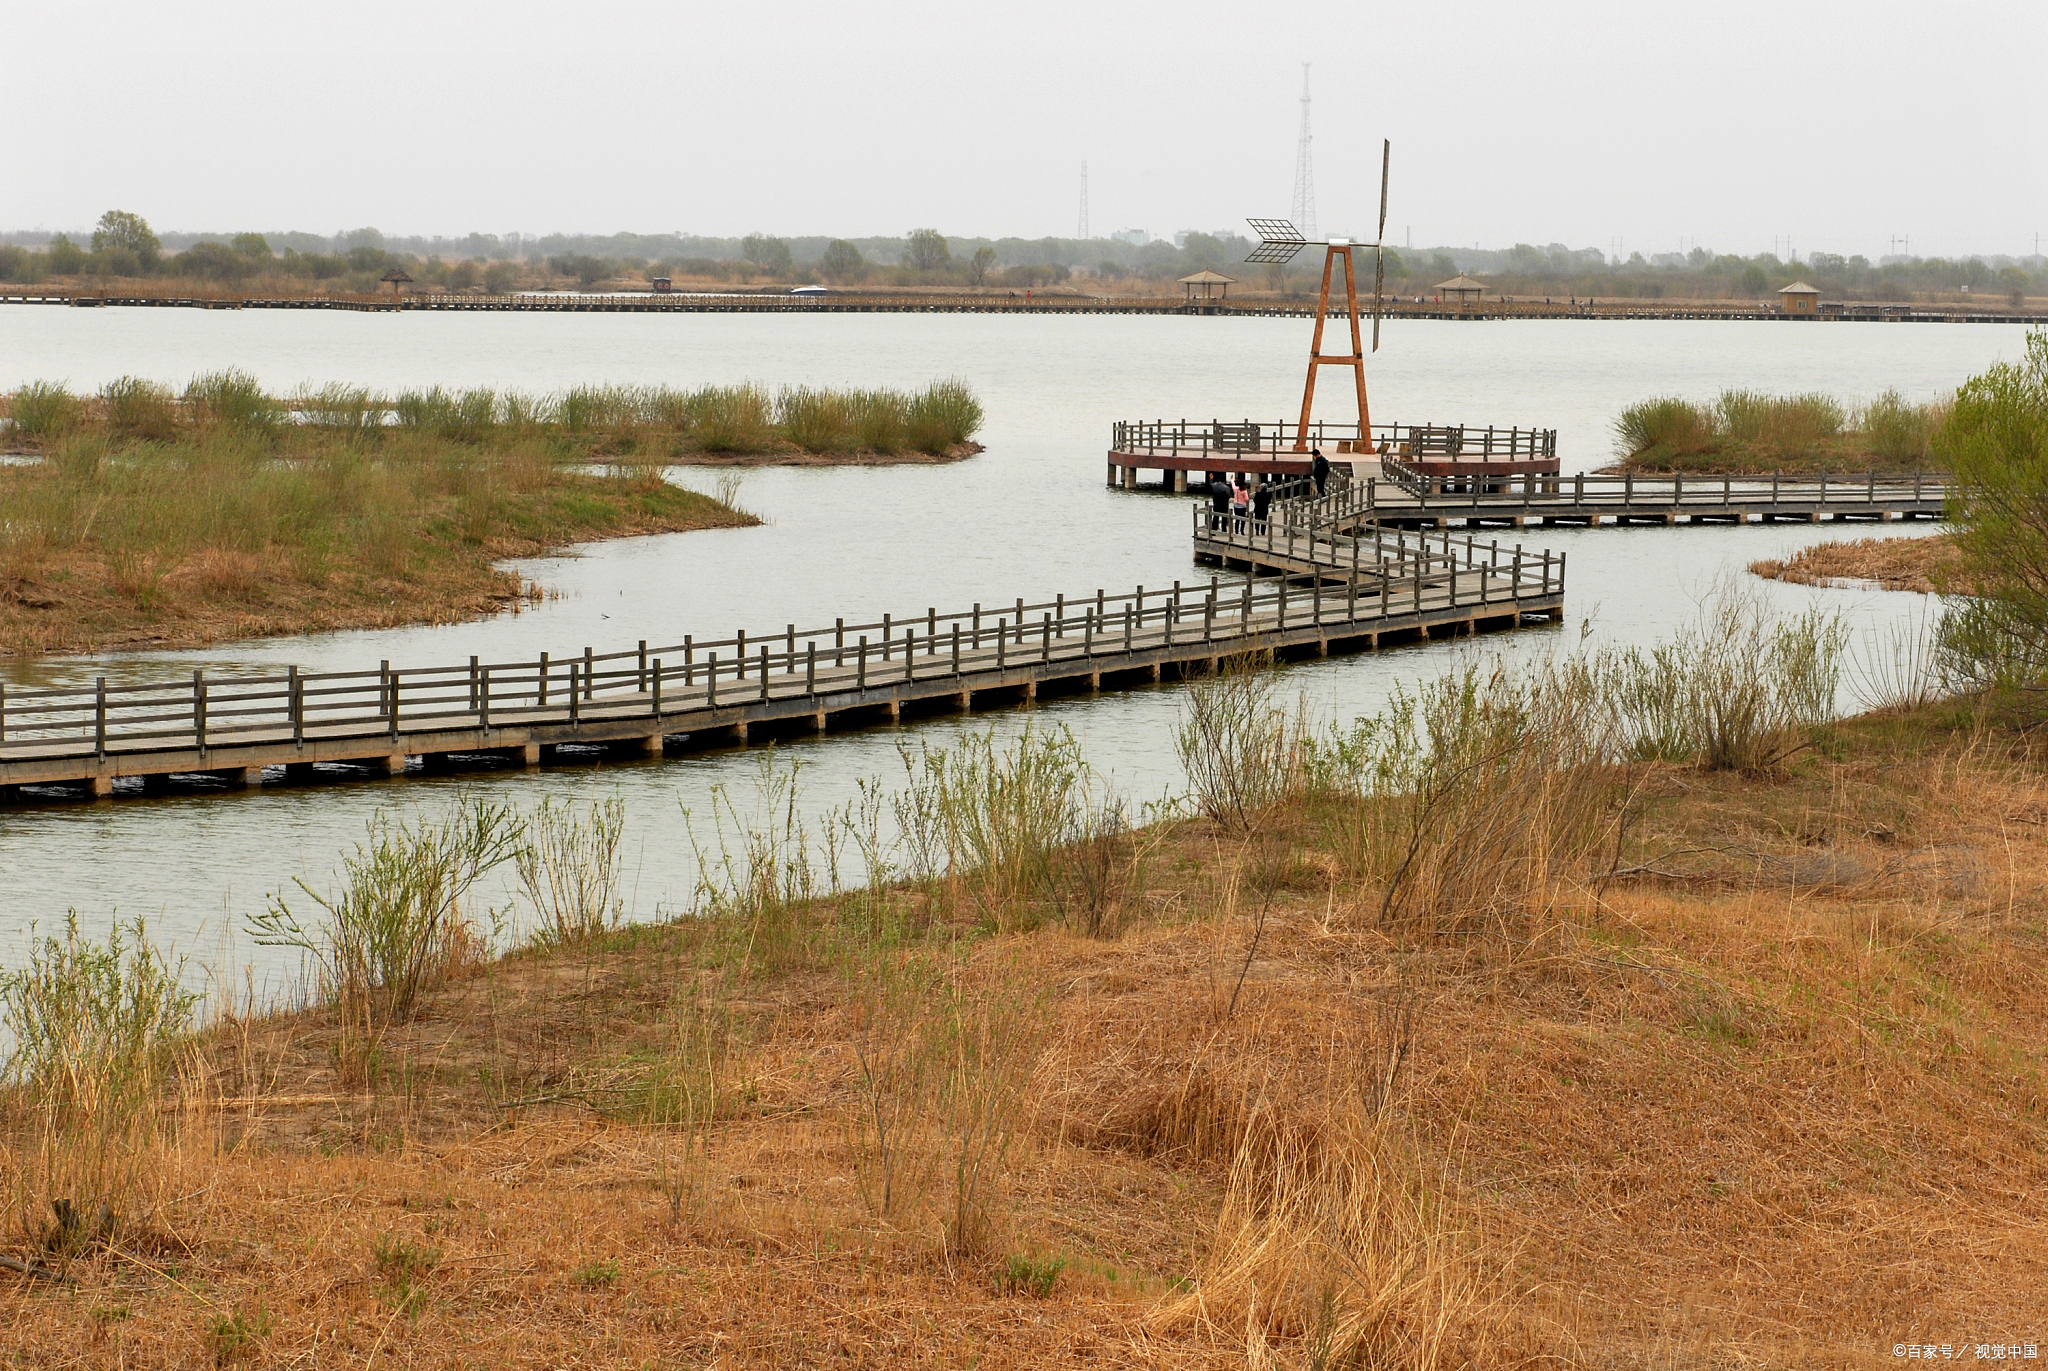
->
<box><xmin>1107</xmin><ymin>419</ymin><xmax>1558</xmax><ymax>490</ymax></box>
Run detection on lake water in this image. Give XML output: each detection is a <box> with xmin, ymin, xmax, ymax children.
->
<box><xmin>0</xmin><ymin>308</ymin><xmax>2027</xmax><ymax>989</ymax></box>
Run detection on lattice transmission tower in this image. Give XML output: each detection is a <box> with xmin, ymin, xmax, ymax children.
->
<box><xmin>1078</xmin><ymin>161</ymin><xmax>1090</xmax><ymax>240</ymax></box>
<box><xmin>1290</xmin><ymin>64</ymin><xmax>1317</xmax><ymax>243</ymax></box>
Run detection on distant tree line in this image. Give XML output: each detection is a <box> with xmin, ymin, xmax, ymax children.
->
<box><xmin>0</xmin><ymin>212</ymin><xmax>2041</xmax><ymax>305</ymax></box>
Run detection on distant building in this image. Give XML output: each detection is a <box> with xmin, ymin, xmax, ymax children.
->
<box><xmin>650</xmin><ymin>276</ymin><xmax>673</xmax><ymax>293</ymax></box>
<box><xmin>1778</xmin><ymin>280</ymin><xmax>1821</xmax><ymax>314</ymax></box>
<box><xmin>1435</xmin><ymin>274</ymin><xmax>1486</xmax><ymax>307</ymax></box>
<box><xmin>1112</xmin><ymin>228</ymin><xmax>1149</xmax><ymax>246</ymax></box>
<box><xmin>379</xmin><ymin>267</ymin><xmax>413</xmax><ymax>297</ymax></box>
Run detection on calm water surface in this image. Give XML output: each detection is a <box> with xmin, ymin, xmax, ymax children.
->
<box><xmin>0</xmin><ymin>309</ymin><xmax>2025</xmax><ymax>988</ymax></box>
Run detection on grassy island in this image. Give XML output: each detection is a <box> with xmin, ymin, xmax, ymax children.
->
<box><xmin>0</xmin><ymin>374</ymin><xmax>984</xmax><ymax>655</ymax></box>
<box><xmin>1610</xmin><ymin>388</ymin><xmax>1949</xmax><ymax>475</ymax></box>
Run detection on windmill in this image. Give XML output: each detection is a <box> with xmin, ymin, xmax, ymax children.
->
<box><xmin>1247</xmin><ymin>139</ymin><xmax>1391</xmax><ymax>454</ymax></box>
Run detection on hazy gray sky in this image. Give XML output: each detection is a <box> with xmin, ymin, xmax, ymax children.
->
<box><xmin>6</xmin><ymin>0</ymin><xmax>2041</xmax><ymax>260</ymax></box>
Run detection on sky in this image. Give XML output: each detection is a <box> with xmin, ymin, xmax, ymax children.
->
<box><xmin>4</xmin><ymin>0</ymin><xmax>2042</xmax><ymax>262</ymax></box>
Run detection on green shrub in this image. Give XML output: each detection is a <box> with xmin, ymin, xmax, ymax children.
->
<box><xmin>5</xmin><ymin>381</ymin><xmax>83</xmax><ymax>438</ymax></box>
<box><xmin>0</xmin><ymin>913</ymin><xmax>198</xmax><ymax>1243</ymax></box>
<box><xmin>1717</xmin><ymin>389</ymin><xmax>1841</xmax><ymax>448</ymax></box>
<box><xmin>297</xmin><ymin>382</ymin><xmax>383</xmax><ymax>435</ymax></box>
<box><xmin>1861</xmin><ymin>389</ymin><xmax>1949</xmax><ymax>466</ymax></box>
<box><xmin>1612</xmin><ymin>396</ymin><xmax>1712</xmax><ymax>457</ymax></box>
<box><xmin>185</xmin><ymin>369</ymin><xmax>278</xmax><ymax>434</ymax></box>
<box><xmin>998</xmin><ymin>1253</ymin><xmax>1066</xmax><ymax>1297</ymax></box>
<box><xmin>572</xmin><ymin>1258</ymin><xmax>620</xmax><ymax>1289</ymax></box>
<box><xmin>250</xmin><ymin>796</ymin><xmax>524</xmax><ymax>1025</ymax></box>
<box><xmin>905</xmin><ymin>378</ymin><xmax>983</xmax><ymax>453</ymax></box>
<box><xmin>1934</xmin><ymin>330</ymin><xmax>2048</xmax><ymax>690</ymax></box>
<box><xmin>371</xmin><ymin>1233</ymin><xmax>441</xmax><ymax>1316</ymax></box>
<box><xmin>516</xmin><ymin>794</ymin><xmax>626</xmax><ymax>944</ymax></box>
<box><xmin>204</xmin><ymin>1305</ymin><xmax>272</xmax><ymax>1365</ymax></box>
<box><xmin>848</xmin><ymin>389</ymin><xmax>906</xmax><ymax>452</ymax></box>
<box><xmin>686</xmin><ymin>384</ymin><xmax>773</xmax><ymax>452</ymax></box>
<box><xmin>393</xmin><ymin>387</ymin><xmax>498</xmax><ymax>442</ymax></box>
<box><xmin>100</xmin><ymin>376</ymin><xmax>179</xmax><ymax>441</ymax></box>
<box><xmin>776</xmin><ymin>386</ymin><xmax>854</xmax><ymax>452</ymax></box>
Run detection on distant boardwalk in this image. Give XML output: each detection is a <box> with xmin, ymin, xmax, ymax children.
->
<box><xmin>1</xmin><ymin>290</ymin><xmax>2035</xmax><ymax>324</ymax></box>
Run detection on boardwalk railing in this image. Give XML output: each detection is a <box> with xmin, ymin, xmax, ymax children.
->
<box><xmin>1111</xmin><ymin>419</ymin><xmax>1556</xmax><ymax>463</ymax></box>
<box><xmin>0</xmin><ymin>544</ymin><xmax>1563</xmax><ymax>773</ymax></box>
<box><xmin>1269</xmin><ymin>467</ymin><xmax>1950</xmax><ymax>526</ymax></box>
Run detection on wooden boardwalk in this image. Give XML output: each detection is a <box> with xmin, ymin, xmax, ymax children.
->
<box><xmin>1260</xmin><ymin>466</ymin><xmax>1948</xmax><ymax>529</ymax></box>
<box><xmin>0</xmin><ymin>548</ymin><xmax>1564</xmax><ymax>801</ymax></box>
<box><xmin>2</xmin><ymin>290</ymin><xmax>2037</xmax><ymax>325</ymax></box>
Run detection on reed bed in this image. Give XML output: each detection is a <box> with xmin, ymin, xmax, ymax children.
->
<box><xmin>2</xmin><ymin>373</ymin><xmax>985</xmax><ymax>457</ymax></box>
<box><xmin>1750</xmin><ymin>531</ymin><xmax>1967</xmax><ymax>594</ymax></box>
<box><xmin>1613</xmin><ymin>386</ymin><xmax>1949</xmax><ymax>472</ymax></box>
<box><xmin>0</xmin><ymin>391</ymin><xmax>751</xmax><ymax>654</ymax></box>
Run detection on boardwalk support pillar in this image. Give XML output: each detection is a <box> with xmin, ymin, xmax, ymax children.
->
<box><xmin>90</xmin><ymin>774</ymin><xmax>113</xmax><ymax>798</ymax></box>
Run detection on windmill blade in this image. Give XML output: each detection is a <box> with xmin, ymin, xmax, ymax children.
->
<box><xmin>1372</xmin><ymin>140</ymin><xmax>1391</xmax><ymax>350</ymax></box>
<box><xmin>1245</xmin><ymin>217</ymin><xmax>1309</xmax><ymax>263</ymax></box>
<box><xmin>1372</xmin><ymin>243</ymin><xmax>1385</xmax><ymax>352</ymax></box>
<box><xmin>1376</xmin><ymin>139</ymin><xmax>1391</xmax><ymax>243</ymax></box>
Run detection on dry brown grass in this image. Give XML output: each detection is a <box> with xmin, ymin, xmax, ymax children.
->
<box><xmin>5</xmin><ymin>704</ymin><xmax>2047</xmax><ymax>1365</ymax></box>
<box><xmin>1751</xmin><ymin>534</ymin><xmax>1970</xmax><ymax>595</ymax></box>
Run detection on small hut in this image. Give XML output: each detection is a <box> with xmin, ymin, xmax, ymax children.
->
<box><xmin>1778</xmin><ymin>280</ymin><xmax>1821</xmax><ymax>315</ymax></box>
<box><xmin>1435</xmin><ymin>274</ymin><xmax>1486</xmax><ymax>307</ymax></box>
<box><xmin>379</xmin><ymin>267</ymin><xmax>413</xmax><ymax>297</ymax></box>
<box><xmin>651</xmin><ymin>276</ymin><xmax>673</xmax><ymax>294</ymax></box>
<box><xmin>1178</xmin><ymin>269</ymin><xmax>1236</xmax><ymax>305</ymax></box>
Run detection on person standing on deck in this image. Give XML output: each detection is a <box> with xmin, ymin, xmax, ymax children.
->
<box><xmin>1252</xmin><ymin>480</ymin><xmax>1273</xmax><ymax>527</ymax></box>
<box><xmin>1232</xmin><ymin>476</ymin><xmax>1250</xmax><ymax>532</ymax></box>
<box><xmin>1311</xmin><ymin>448</ymin><xmax>1330</xmax><ymax>497</ymax></box>
<box><xmin>1208</xmin><ymin>475</ymin><xmax>1232</xmax><ymax>530</ymax></box>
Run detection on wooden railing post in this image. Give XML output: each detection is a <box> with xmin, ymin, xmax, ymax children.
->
<box><xmin>707</xmin><ymin>654</ymin><xmax>717</xmax><ymax>706</ymax></box>
<box><xmin>952</xmin><ymin>624</ymin><xmax>962</xmax><ymax>675</ymax></box>
<box><xmin>760</xmin><ymin>647</ymin><xmax>770</xmax><ymax>700</ymax></box>
<box><xmin>638</xmin><ymin>640</ymin><xmax>649</xmax><ymax>692</ymax></box>
<box><xmin>480</xmin><ymin>666</ymin><xmax>492</xmax><ymax>730</ymax></box>
<box><xmin>653</xmin><ymin>659</ymin><xmax>664</xmax><ymax>717</ymax></box>
<box><xmin>859</xmin><ymin>636</ymin><xmax>870</xmax><ymax>688</ymax></box>
<box><xmin>807</xmin><ymin>642</ymin><xmax>817</xmax><ymax>693</ymax></box>
<box><xmin>95</xmin><ymin>677</ymin><xmax>107</xmax><ymax>758</ymax></box>
<box><xmin>538</xmin><ymin>651</ymin><xmax>549</xmax><ymax>706</ymax></box>
<box><xmin>194</xmin><ymin>670</ymin><xmax>207</xmax><ymax>754</ymax></box>
<box><xmin>570</xmin><ymin>663</ymin><xmax>581</xmax><ymax>722</ymax></box>
<box><xmin>388</xmin><ymin>670</ymin><xmax>400</xmax><ymax>741</ymax></box>
<box><xmin>288</xmin><ymin>666</ymin><xmax>302</xmax><ymax>746</ymax></box>
<box><xmin>468</xmin><ymin>656</ymin><xmax>479</xmax><ymax>711</ymax></box>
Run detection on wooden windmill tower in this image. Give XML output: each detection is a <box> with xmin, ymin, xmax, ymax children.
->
<box><xmin>1246</xmin><ymin>140</ymin><xmax>1391</xmax><ymax>454</ymax></box>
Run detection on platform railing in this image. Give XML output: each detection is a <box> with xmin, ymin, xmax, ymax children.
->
<box><xmin>1112</xmin><ymin>419</ymin><xmax>1557</xmax><ymax>463</ymax></box>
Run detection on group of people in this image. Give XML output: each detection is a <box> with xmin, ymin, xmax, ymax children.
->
<box><xmin>1203</xmin><ymin>448</ymin><xmax>1332</xmax><ymax>531</ymax></box>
